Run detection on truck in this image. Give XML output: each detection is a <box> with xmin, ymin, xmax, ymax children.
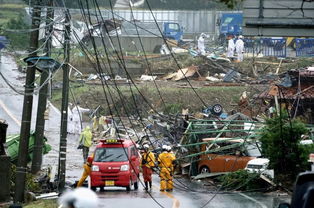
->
<box><xmin>119</xmin><ymin>21</ymin><xmax>183</xmax><ymax>42</ymax></box>
<box><xmin>91</xmin><ymin>20</ymin><xmax>184</xmax><ymax>53</ymax></box>
<box><xmin>216</xmin><ymin>12</ymin><xmax>243</xmax><ymax>43</ymax></box>
<box><xmin>117</xmin><ymin>21</ymin><xmax>184</xmax><ymax>52</ymax></box>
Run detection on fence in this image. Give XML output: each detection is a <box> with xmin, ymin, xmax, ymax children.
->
<box><xmin>244</xmin><ymin>38</ymin><xmax>286</xmax><ymax>57</ymax></box>
<box><xmin>296</xmin><ymin>38</ymin><xmax>314</xmax><ymax>57</ymax></box>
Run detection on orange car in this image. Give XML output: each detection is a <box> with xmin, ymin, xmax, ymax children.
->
<box><xmin>197</xmin><ymin>138</ymin><xmax>256</xmax><ymax>174</ymax></box>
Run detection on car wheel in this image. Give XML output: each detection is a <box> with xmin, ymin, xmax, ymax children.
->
<box><xmin>91</xmin><ymin>186</ymin><xmax>97</xmax><ymax>191</ymax></box>
<box><xmin>211</xmin><ymin>104</ymin><xmax>223</xmax><ymax>116</ymax></box>
<box><xmin>200</xmin><ymin>166</ymin><xmax>210</xmax><ymax>174</ymax></box>
<box><xmin>126</xmin><ymin>179</ymin><xmax>132</xmax><ymax>191</ymax></box>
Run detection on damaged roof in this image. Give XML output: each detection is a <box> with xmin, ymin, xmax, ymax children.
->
<box><xmin>259</xmin><ymin>69</ymin><xmax>314</xmax><ymax>99</ymax></box>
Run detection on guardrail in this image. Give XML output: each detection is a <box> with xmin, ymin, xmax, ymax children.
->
<box><xmin>296</xmin><ymin>38</ymin><xmax>314</xmax><ymax>57</ymax></box>
<box><xmin>244</xmin><ymin>38</ymin><xmax>286</xmax><ymax>57</ymax></box>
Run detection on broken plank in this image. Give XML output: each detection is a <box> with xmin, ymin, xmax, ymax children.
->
<box><xmin>260</xmin><ymin>175</ymin><xmax>276</xmax><ymax>186</ymax></box>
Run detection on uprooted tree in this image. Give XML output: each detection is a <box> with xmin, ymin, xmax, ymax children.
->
<box><xmin>260</xmin><ymin>111</ymin><xmax>312</xmax><ymax>184</ymax></box>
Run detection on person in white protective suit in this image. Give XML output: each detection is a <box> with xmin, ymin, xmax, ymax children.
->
<box><xmin>226</xmin><ymin>35</ymin><xmax>235</xmax><ymax>59</ymax></box>
<box><xmin>198</xmin><ymin>33</ymin><xmax>209</xmax><ymax>55</ymax></box>
<box><xmin>71</xmin><ymin>105</ymin><xmax>90</xmax><ymax>134</ymax></box>
<box><xmin>58</xmin><ymin>187</ymin><xmax>99</xmax><ymax>208</ymax></box>
<box><xmin>235</xmin><ymin>35</ymin><xmax>245</xmax><ymax>62</ymax></box>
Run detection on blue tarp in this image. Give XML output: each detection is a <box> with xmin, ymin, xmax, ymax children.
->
<box><xmin>0</xmin><ymin>36</ymin><xmax>8</xmax><ymax>49</ymax></box>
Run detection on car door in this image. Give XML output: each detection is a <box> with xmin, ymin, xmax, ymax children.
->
<box><xmin>129</xmin><ymin>145</ymin><xmax>140</xmax><ymax>181</ymax></box>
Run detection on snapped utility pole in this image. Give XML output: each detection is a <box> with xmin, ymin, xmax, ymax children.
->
<box><xmin>14</xmin><ymin>0</ymin><xmax>41</xmax><ymax>204</ymax></box>
<box><xmin>31</xmin><ymin>0</ymin><xmax>54</xmax><ymax>174</ymax></box>
<box><xmin>58</xmin><ymin>9</ymin><xmax>71</xmax><ymax>191</ymax></box>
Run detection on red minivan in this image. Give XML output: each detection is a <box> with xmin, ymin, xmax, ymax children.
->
<box><xmin>90</xmin><ymin>138</ymin><xmax>140</xmax><ymax>191</ymax></box>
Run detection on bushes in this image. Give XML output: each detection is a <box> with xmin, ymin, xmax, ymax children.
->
<box><xmin>10</xmin><ymin>164</ymin><xmax>41</xmax><ymax>194</ymax></box>
<box><xmin>217</xmin><ymin>170</ymin><xmax>268</xmax><ymax>191</ymax></box>
<box><xmin>260</xmin><ymin>112</ymin><xmax>310</xmax><ymax>182</ymax></box>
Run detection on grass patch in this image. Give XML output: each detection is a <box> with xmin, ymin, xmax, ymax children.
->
<box><xmin>50</xmin><ymin>82</ymin><xmax>249</xmax><ymax>117</ymax></box>
<box><xmin>0</xmin><ymin>4</ymin><xmax>26</xmax><ymax>9</ymax></box>
<box><xmin>0</xmin><ymin>3</ymin><xmax>27</xmax><ymax>25</ymax></box>
<box><xmin>24</xmin><ymin>199</ymin><xmax>57</xmax><ymax>208</ymax></box>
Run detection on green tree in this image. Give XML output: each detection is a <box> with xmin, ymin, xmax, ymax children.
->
<box><xmin>260</xmin><ymin>111</ymin><xmax>309</xmax><ymax>182</ymax></box>
<box><xmin>0</xmin><ymin>14</ymin><xmax>30</xmax><ymax>49</ymax></box>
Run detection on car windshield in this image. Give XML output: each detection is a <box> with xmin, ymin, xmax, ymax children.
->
<box><xmin>247</xmin><ymin>164</ymin><xmax>263</xmax><ymax>169</ymax></box>
<box><xmin>94</xmin><ymin>147</ymin><xmax>128</xmax><ymax>162</ymax></box>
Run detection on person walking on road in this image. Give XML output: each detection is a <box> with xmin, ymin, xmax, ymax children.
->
<box><xmin>141</xmin><ymin>144</ymin><xmax>155</xmax><ymax>191</ymax></box>
<box><xmin>158</xmin><ymin>145</ymin><xmax>176</xmax><ymax>192</ymax></box>
<box><xmin>79</xmin><ymin>126</ymin><xmax>93</xmax><ymax>162</ymax></box>
<box><xmin>235</xmin><ymin>35</ymin><xmax>245</xmax><ymax>62</ymax></box>
<box><xmin>77</xmin><ymin>155</ymin><xmax>93</xmax><ymax>187</ymax></box>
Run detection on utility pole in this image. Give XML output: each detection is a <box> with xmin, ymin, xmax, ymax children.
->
<box><xmin>14</xmin><ymin>0</ymin><xmax>41</xmax><ymax>204</ymax></box>
<box><xmin>31</xmin><ymin>0</ymin><xmax>54</xmax><ymax>174</ymax></box>
<box><xmin>58</xmin><ymin>9</ymin><xmax>71</xmax><ymax>191</ymax></box>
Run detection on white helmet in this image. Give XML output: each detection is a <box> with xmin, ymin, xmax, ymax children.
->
<box><xmin>162</xmin><ymin>145</ymin><xmax>167</xmax><ymax>150</ymax></box>
<box><xmin>166</xmin><ymin>146</ymin><xmax>172</xmax><ymax>151</ymax></box>
<box><xmin>238</xmin><ymin>35</ymin><xmax>243</xmax><ymax>39</ymax></box>
<box><xmin>143</xmin><ymin>144</ymin><xmax>149</xmax><ymax>149</ymax></box>
<box><xmin>58</xmin><ymin>188</ymin><xmax>99</xmax><ymax>208</ymax></box>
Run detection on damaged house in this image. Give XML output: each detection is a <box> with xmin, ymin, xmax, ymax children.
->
<box><xmin>259</xmin><ymin>69</ymin><xmax>314</xmax><ymax>123</ymax></box>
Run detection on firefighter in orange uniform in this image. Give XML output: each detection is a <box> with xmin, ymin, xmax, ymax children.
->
<box><xmin>77</xmin><ymin>155</ymin><xmax>93</xmax><ymax>187</ymax></box>
<box><xmin>158</xmin><ymin>145</ymin><xmax>176</xmax><ymax>192</ymax></box>
<box><xmin>141</xmin><ymin>144</ymin><xmax>155</xmax><ymax>191</ymax></box>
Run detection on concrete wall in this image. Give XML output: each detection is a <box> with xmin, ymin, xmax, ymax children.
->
<box><xmin>92</xmin><ymin>35</ymin><xmax>164</xmax><ymax>53</ymax></box>
<box><xmin>243</xmin><ymin>0</ymin><xmax>314</xmax><ymax>37</ymax></box>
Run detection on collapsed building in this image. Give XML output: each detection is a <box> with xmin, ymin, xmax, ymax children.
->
<box><xmin>258</xmin><ymin>69</ymin><xmax>314</xmax><ymax>123</ymax></box>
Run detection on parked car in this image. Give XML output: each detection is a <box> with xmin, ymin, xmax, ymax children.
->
<box><xmin>198</xmin><ymin>138</ymin><xmax>256</xmax><ymax>174</ymax></box>
<box><xmin>245</xmin><ymin>158</ymin><xmax>274</xmax><ymax>179</ymax></box>
<box><xmin>90</xmin><ymin>138</ymin><xmax>140</xmax><ymax>191</ymax></box>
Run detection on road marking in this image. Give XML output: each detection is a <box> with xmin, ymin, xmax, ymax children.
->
<box><xmin>0</xmin><ymin>99</ymin><xmax>21</xmax><ymax>126</ymax></box>
<box><xmin>153</xmin><ymin>185</ymin><xmax>180</xmax><ymax>208</ymax></box>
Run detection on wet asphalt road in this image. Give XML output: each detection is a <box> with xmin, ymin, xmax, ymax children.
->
<box><xmin>0</xmin><ymin>53</ymin><xmax>290</xmax><ymax>207</ymax></box>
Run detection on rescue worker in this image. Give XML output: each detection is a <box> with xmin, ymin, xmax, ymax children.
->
<box><xmin>77</xmin><ymin>155</ymin><xmax>93</xmax><ymax>187</ymax></box>
<box><xmin>158</xmin><ymin>145</ymin><xmax>176</xmax><ymax>192</ymax></box>
<box><xmin>141</xmin><ymin>144</ymin><xmax>155</xmax><ymax>191</ymax></box>
<box><xmin>198</xmin><ymin>33</ymin><xmax>209</xmax><ymax>55</ymax></box>
<box><xmin>92</xmin><ymin>115</ymin><xmax>99</xmax><ymax>133</ymax></box>
<box><xmin>79</xmin><ymin>126</ymin><xmax>93</xmax><ymax>162</ymax></box>
<box><xmin>235</xmin><ymin>35</ymin><xmax>245</xmax><ymax>62</ymax></box>
<box><xmin>226</xmin><ymin>35</ymin><xmax>235</xmax><ymax>59</ymax></box>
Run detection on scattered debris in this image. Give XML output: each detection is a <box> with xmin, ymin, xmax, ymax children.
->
<box><xmin>163</xmin><ymin>65</ymin><xmax>199</xmax><ymax>81</ymax></box>
<box><xmin>140</xmin><ymin>75</ymin><xmax>157</xmax><ymax>81</ymax></box>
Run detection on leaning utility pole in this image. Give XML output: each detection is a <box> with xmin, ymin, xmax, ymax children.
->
<box><xmin>14</xmin><ymin>0</ymin><xmax>41</xmax><ymax>204</ymax></box>
<box><xmin>31</xmin><ymin>0</ymin><xmax>54</xmax><ymax>174</ymax></box>
<box><xmin>58</xmin><ymin>9</ymin><xmax>71</xmax><ymax>191</ymax></box>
